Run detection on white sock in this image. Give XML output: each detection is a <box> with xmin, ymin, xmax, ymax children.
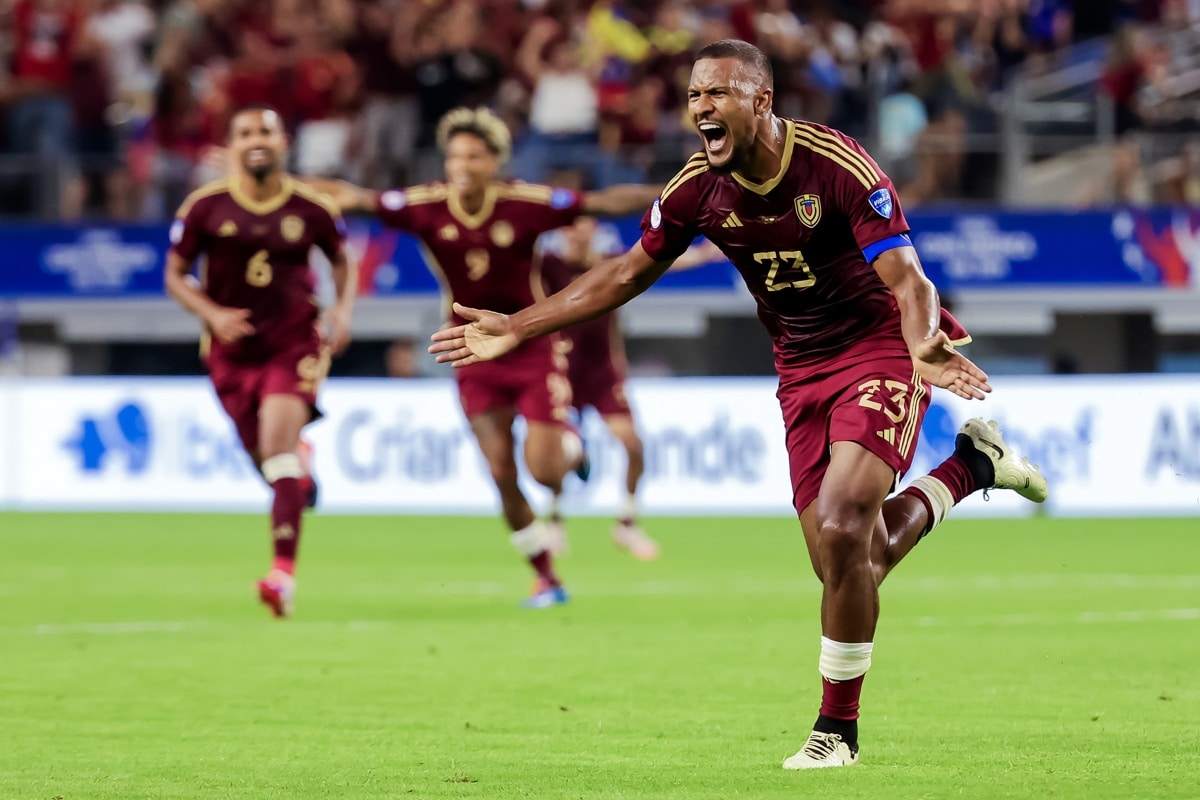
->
<box><xmin>620</xmin><ymin>492</ymin><xmax>638</xmax><ymax>522</ymax></box>
<box><xmin>906</xmin><ymin>475</ymin><xmax>954</xmax><ymax>533</ymax></box>
<box><xmin>509</xmin><ymin>521</ymin><xmax>550</xmax><ymax>557</ymax></box>
<box><xmin>818</xmin><ymin>636</ymin><xmax>873</xmax><ymax>681</ymax></box>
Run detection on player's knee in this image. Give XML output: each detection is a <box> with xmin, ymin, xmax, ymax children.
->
<box><xmin>815</xmin><ymin>516</ymin><xmax>872</xmax><ymax>574</ymax></box>
<box><xmin>487</xmin><ymin>460</ymin><xmax>520</xmax><ymax>488</ymax></box>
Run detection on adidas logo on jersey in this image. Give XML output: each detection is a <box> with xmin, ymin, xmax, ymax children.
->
<box><xmin>218</xmin><ymin>220</ymin><xmax>238</xmax><ymax>237</ymax></box>
<box><xmin>721</xmin><ymin>212</ymin><xmax>744</xmax><ymax>228</ymax></box>
<box><xmin>877</xmin><ymin>428</ymin><xmax>896</xmax><ymax>445</ymax></box>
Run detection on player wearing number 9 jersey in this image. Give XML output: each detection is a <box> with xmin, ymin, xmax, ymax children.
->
<box><xmin>431</xmin><ymin>40</ymin><xmax>1048</xmax><ymax>768</ymax></box>
<box><xmin>310</xmin><ymin>107</ymin><xmax>660</xmax><ymax>608</ymax></box>
<box><xmin>165</xmin><ymin>106</ymin><xmax>357</xmax><ymax>619</ymax></box>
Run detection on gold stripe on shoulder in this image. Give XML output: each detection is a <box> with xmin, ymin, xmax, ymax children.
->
<box><xmin>292</xmin><ymin>183</ymin><xmax>343</xmax><ymax>219</ymax></box>
<box><xmin>793</xmin><ymin>131</ymin><xmax>874</xmax><ymax>189</ymax></box>
<box><xmin>405</xmin><ymin>185</ymin><xmax>449</xmax><ymax>205</ymax></box>
<box><xmin>502</xmin><ymin>184</ymin><xmax>554</xmax><ymax>203</ymax></box>
<box><xmin>661</xmin><ymin>164</ymin><xmax>707</xmax><ymax>202</ymax></box>
<box><xmin>176</xmin><ymin>179</ymin><xmax>230</xmax><ymax>219</ymax></box>
<box><xmin>794</xmin><ymin>124</ymin><xmax>879</xmax><ymax>185</ymax></box>
<box><xmin>661</xmin><ymin>153</ymin><xmax>707</xmax><ymax>197</ymax></box>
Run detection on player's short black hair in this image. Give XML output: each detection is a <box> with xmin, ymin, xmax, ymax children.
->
<box><xmin>228</xmin><ymin>104</ymin><xmax>283</xmax><ymax>135</ymax></box>
<box><xmin>695</xmin><ymin>39</ymin><xmax>773</xmax><ymax>90</ymax></box>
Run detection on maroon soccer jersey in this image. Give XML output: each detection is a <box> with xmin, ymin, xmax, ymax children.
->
<box><xmin>541</xmin><ymin>251</ymin><xmax>629</xmax><ymax>415</ymax></box>
<box><xmin>640</xmin><ymin>119</ymin><xmax>912</xmax><ymax>374</ymax></box>
<box><xmin>169</xmin><ymin>176</ymin><xmax>347</xmax><ymax>359</ymax></box>
<box><xmin>374</xmin><ymin>182</ymin><xmax>584</xmax><ymax>324</ymax></box>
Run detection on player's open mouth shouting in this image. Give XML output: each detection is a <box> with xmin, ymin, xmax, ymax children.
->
<box><xmin>698</xmin><ymin>120</ymin><xmax>728</xmax><ymax>157</ymax></box>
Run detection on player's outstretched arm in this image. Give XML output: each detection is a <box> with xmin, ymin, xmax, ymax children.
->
<box><xmin>301</xmin><ymin>178</ymin><xmax>378</xmax><ymax>215</ymax></box>
<box><xmin>582</xmin><ymin>184</ymin><xmax>663</xmax><ymax>217</ymax></box>
<box><xmin>872</xmin><ymin>246</ymin><xmax>991</xmax><ymax>401</ymax></box>
<box><xmin>163</xmin><ymin>250</ymin><xmax>254</xmax><ymax>344</ymax></box>
<box><xmin>430</xmin><ymin>241</ymin><xmax>673</xmax><ymax>367</ymax></box>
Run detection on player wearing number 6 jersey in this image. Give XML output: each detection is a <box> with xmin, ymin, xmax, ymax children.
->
<box><xmin>432</xmin><ymin>40</ymin><xmax>1048</xmax><ymax>768</ymax></box>
<box><xmin>164</xmin><ymin>106</ymin><xmax>356</xmax><ymax>619</ymax></box>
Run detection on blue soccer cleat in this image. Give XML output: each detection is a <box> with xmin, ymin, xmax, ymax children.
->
<box><xmin>521</xmin><ymin>580</ymin><xmax>569</xmax><ymax>609</ymax></box>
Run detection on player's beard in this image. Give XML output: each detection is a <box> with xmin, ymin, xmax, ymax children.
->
<box><xmin>242</xmin><ymin>155</ymin><xmax>278</xmax><ymax>184</ymax></box>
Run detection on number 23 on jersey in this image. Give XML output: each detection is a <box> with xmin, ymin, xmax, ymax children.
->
<box><xmin>754</xmin><ymin>250</ymin><xmax>816</xmax><ymax>291</ymax></box>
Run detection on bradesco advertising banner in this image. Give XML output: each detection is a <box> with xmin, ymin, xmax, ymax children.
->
<box><xmin>7</xmin><ymin>376</ymin><xmax>1200</xmax><ymax>516</ymax></box>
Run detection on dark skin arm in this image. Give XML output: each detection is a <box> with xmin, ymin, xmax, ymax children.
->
<box><xmin>302</xmin><ymin>178</ymin><xmax>377</xmax><ymax>215</ymax></box>
<box><xmin>430</xmin><ymin>241</ymin><xmax>672</xmax><ymax>365</ymax></box>
<box><xmin>872</xmin><ymin>245</ymin><xmax>990</xmax><ymax>400</ymax></box>
<box><xmin>582</xmin><ymin>185</ymin><xmax>663</xmax><ymax>217</ymax></box>
<box><xmin>164</xmin><ymin>250</ymin><xmax>255</xmax><ymax>344</ymax></box>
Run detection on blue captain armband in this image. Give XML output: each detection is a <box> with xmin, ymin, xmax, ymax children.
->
<box><xmin>862</xmin><ymin>233</ymin><xmax>912</xmax><ymax>263</ymax></box>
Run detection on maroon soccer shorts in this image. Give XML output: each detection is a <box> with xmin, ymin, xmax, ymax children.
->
<box><xmin>569</xmin><ymin>362</ymin><xmax>632</xmax><ymax>417</ymax></box>
<box><xmin>777</xmin><ymin>341</ymin><xmax>932</xmax><ymax>516</ymax></box>
<box><xmin>205</xmin><ymin>335</ymin><xmax>327</xmax><ymax>452</ymax></box>
<box><xmin>456</xmin><ymin>338</ymin><xmax>571</xmax><ymax>426</ymax></box>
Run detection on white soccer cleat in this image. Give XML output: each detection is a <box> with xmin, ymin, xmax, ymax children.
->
<box><xmin>957</xmin><ymin>418</ymin><xmax>1049</xmax><ymax>503</ymax></box>
<box><xmin>612</xmin><ymin>522</ymin><xmax>660</xmax><ymax>561</ymax></box>
<box><xmin>782</xmin><ymin>731</ymin><xmax>859</xmax><ymax>770</ymax></box>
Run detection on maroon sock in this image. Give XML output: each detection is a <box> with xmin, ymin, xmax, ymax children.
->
<box><xmin>270</xmin><ymin>476</ymin><xmax>305</xmax><ymax>571</ymax></box>
<box><xmin>819</xmin><ymin>674</ymin><xmax>866</xmax><ymax>720</ymax></box>
<box><xmin>926</xmin><ymin>453</ymin><xmax>977</xmax><ymax>503</ymax></box>
<box><xmin>528</xmin><ymin>550</ymin><xmax>561</xmax><ymax>588</ymax></box>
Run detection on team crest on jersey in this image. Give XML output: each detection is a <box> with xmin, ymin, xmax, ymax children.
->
<box><xmin>490</xmin><ymin>220</ymin><xmax>515</xmax><ymax>248</ymax></box>
<box><xmin>869</xmin><ymin>188</ymin><xmax>893</xmax><ymax>219</ymax></box>
<box><xmin>217</xmin><ymin>220</ymin><xmax>238</xmax><ymax>237</ymax></box>
<box><xmin>440</xmin><ymin>224</ymin><xmax>459</xmax><ymax>241</ymax></box>
<box><xmin>280</xmin><ymin>215</ymin><xmax>305</xmax><ymax>242</ymax></box>
<box><xmin>794</xmin><ymin>194</ymin><xmax>821</xmax><ymax>228</ymax></box>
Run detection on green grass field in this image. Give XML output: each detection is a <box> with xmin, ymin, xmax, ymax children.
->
<box><xmin>1</xmin><ymin>513</ymin><xmax>1197</xmax><ymax>800</ymax></box>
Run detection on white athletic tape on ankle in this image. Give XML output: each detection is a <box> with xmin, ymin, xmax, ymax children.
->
<box><xmin>908</xmin><ymin>475</ymin><xmax>954</xmax><ymax>531</ymax></box>
<box><xmin>819</xmin><ymin>636</ymin><xmax>874</xmax><ymax>681</ymax></box>
<box><xmin>262</xmin><ymin>453</ymin><xmax>304</xmax><ymax>483</ymax></box>
<box><xmin>510</xmin><ymin>522</ymin><xmax>550</xmax><ymax>556</ymax></box>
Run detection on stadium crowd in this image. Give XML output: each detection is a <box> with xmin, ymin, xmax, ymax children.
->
<box><xmin>0</xmin><ymin>0</ymin><xmax>1194</xmax><ymax>219</ymax></box>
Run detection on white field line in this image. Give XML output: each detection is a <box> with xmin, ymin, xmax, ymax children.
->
<box><xmin>5</xmin><ymin>607</ymin><xmax>1198</xmax><ymax>637</ymax></box>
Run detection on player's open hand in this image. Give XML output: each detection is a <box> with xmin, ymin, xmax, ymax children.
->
<box><xmin>429</xmin><ymin>302</ymin><xmax>519</xmax><ymax>367</ymax></box>
<box><xmin>320</xmin><ymin>306</ymin><xmax>353</xmax><ymax>356</ymax></box>
<box><xmin>207</xmin><ymin>306</ymin><xmax>254</xmax><ymax>344</ymax></box>
<box><xmin>912</xmin><ymin>331</ymin><xmax>992</xmax><ymax>400</ymax></box>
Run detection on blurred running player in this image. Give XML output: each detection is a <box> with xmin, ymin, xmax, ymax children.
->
<box><xmin>164</xmin><ymin>106</ymin><xmax>356</xmax><ymax>618</ymax></box>
<box><xmin>540</xmin><ymin>217</ymin><xmax>724</xmax><ymax>560</ymax></box>
<box><xmin>431</xmin><ymin>41</ymin><xmax>1048</xmax><ymax>764</ymax></box>
<box><xmin>312</xmin><ymin>107</ymin><xmax>657</xmax><ymax>608</ymax></box>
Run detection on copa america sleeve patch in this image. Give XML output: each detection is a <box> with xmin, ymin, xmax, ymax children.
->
<box><xmin>869</xmin><ymin>188</ymin><xmax>893</xmax><ymax>219</ymax></box>
<box><xmin>650</xmin><ymin>198</ymin><xmax>662</xmax><ymax>230</ymax></box>
<box><xmin>381</xmin><ymin>190</ymin><xmax>407</xmax><ymax>211</ymax></box>
<box><xmin>168</xmin><ymin>220</ymin><xmax>184</xmax><ymax>244</ymax></box>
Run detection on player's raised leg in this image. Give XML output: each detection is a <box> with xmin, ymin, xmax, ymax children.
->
<box><xmin>602</xmin><ymin>414</ymin><xmax>659</xmax><ymax>561</ymax></box>
<box><xmin>524</xmin><ymin>422</ymin><xmax>584</xmax><ymax>559</ymax></box>
<box><xmin>470</xmin><ymin>410</ymin><xmax>567</xmax><ymax>608</ymax></box>
<box><xmin>255</xmin><ymin>393</ymin><xmax>310</xmax><ymax>618</ymax></box>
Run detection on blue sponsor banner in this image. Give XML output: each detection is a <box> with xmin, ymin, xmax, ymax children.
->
<box><xmin>1</xmin><ymin>208</ymin><xmax>1195</xmax><ymax>298</ymax></box>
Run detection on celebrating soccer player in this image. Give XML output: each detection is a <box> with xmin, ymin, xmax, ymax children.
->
<box><xmin>431</xmin><ymin>42</ymin><xmax>1049</xmax><ymax>766</ymax></box>
<box><xmin>164</xmin><ymin>106</ymin><xmax>356</xmax><ymax>619</ymax></box>
<box><xmin>312</xmin><ymin>107</ymin><xmax>658</xmax><ymax>608</ymax></box>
